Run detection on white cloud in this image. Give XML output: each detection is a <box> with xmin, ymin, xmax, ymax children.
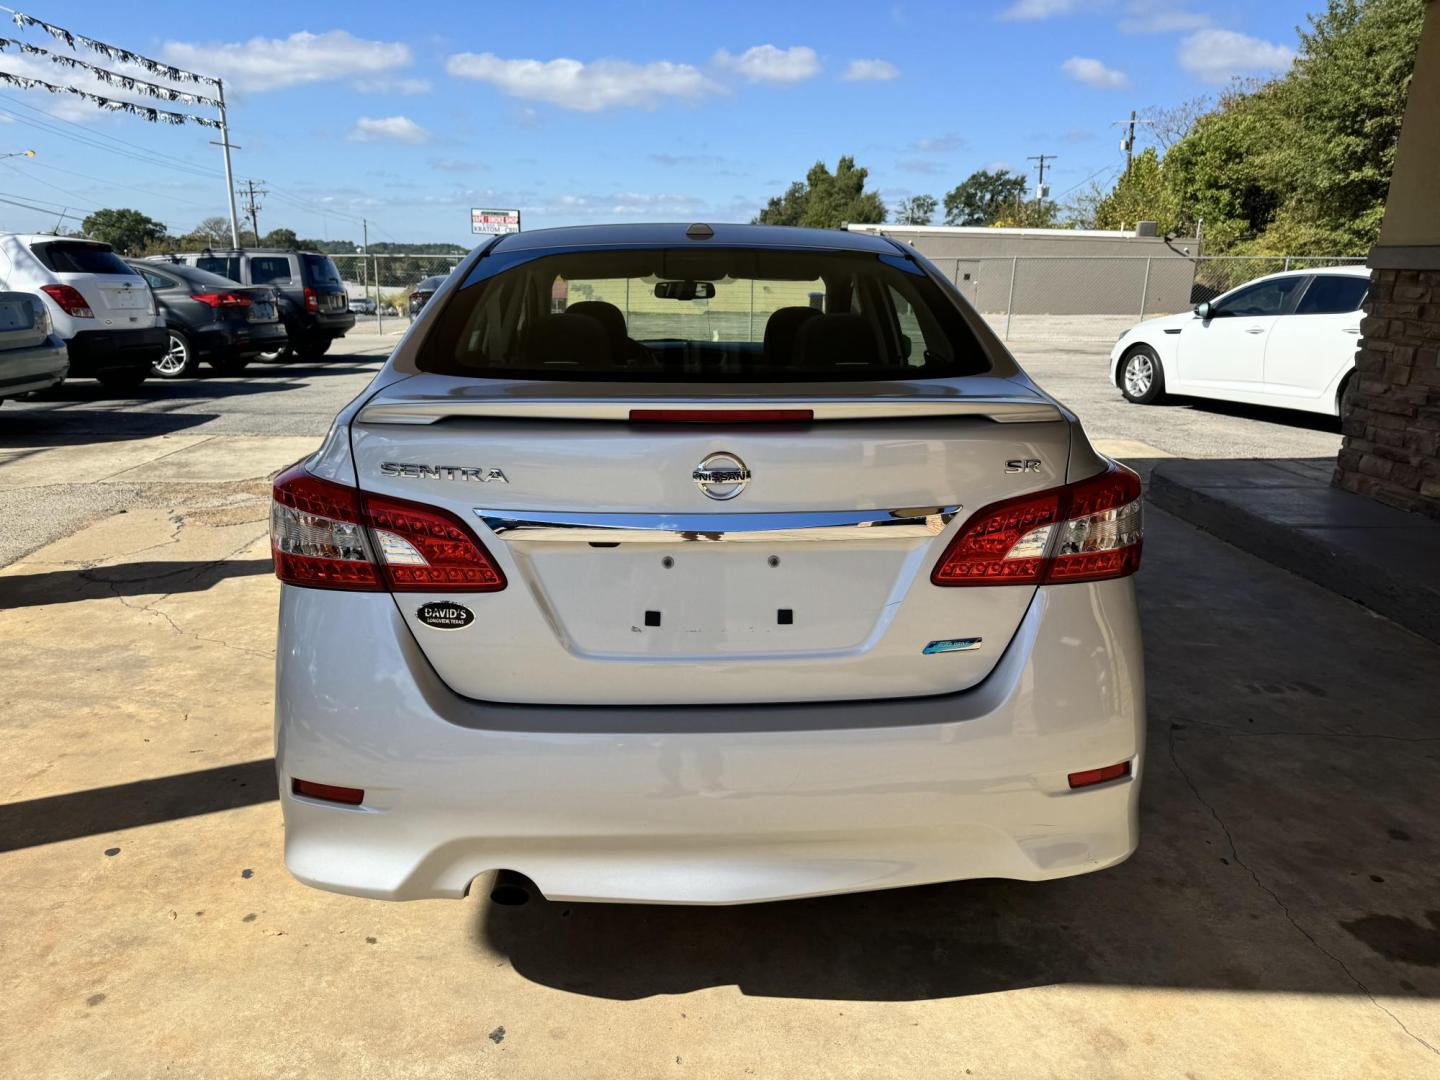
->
<box><xmin>1119</xmin><ymin>1</ymin><xmax>1209</xmax><ymax>33</ymax></box>
<box><xmin>842</xmin><ymin>58</ymin><xmax>900</xmax><ymax>82</ymax></box>
<box><xmin>163</xmin><ymin>30</ymin><xmax>412</xmax><ymax>92</ymax></box>
<box><xmin>913</xmin><ymin>132</ymin><xmax>966</xmax><ymax>153</ymax></box>
<box><xmin>1178</xmin><ymin>29</ymin><xmax>1293</xmax><ymax>84</ymax></box>
<box><xmin>348</xmin><ymin>115</ymin><xmax>430</xmax><ymax>144</ymax></box>
<box><xmin>354</xmin><ymin>76</ymin><xmax>433</xmax><ymax>95</ymax></box>
<box><xmin>713</xmin><ymin>45</ymin><xmax>821</xmax><ymax>84</ymax></box>
<box><xmin>445</xmin><ymin>52</ymin><xmax>723</xmax><ymax>111</ymax></box>
<box><xmin>998</xmin><ymin>0</ymin><xmax>1081</xmax><ymax>19</ymax></box>
<box><xmin>1061</xmin><ymin>56</ymin><xmax>1130</xmax><ymax>89</ymax></box>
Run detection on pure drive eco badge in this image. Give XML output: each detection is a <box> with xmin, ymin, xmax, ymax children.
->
<box><xmin>416</xmin><ymin>602</ymin><xmax>475</xmax><ymax>630</ymax></box>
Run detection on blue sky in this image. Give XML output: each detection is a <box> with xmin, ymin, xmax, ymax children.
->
<box><xmin>0</xmin><ymin>0</ymin><xmax>1316</xmax><ymax>246</ymax></box>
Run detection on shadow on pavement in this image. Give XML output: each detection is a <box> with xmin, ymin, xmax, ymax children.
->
<box><xmin>1155</xmin><ymin>394</ymin><xmax>1342</xmax><ymax>433</ymax></box>
<box><xmin>0</xmin><ymin>759</ymin><xmax>277</xmax><ymax>852</ymax></box>
<box><xmin>0</xmin><ymin>410</ymin><xmax>219</xmax><ymax>446</ymax></box>
<box><xmin>0</xmin><ymin>558</ymin><xmax>274</xmax><ymax>610</ymax></box>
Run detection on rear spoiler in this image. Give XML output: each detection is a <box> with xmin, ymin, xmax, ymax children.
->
<box><xmin>356</xmin><ymin>397</ymin><xmax>1064</xmax><ymax>426</ymax></box>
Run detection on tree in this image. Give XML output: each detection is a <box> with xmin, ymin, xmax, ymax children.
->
<box><xmin>1092</xmin><ymin>149</ymin><xmax>1181</xmax><ymax>233</ymax></box>
<box><xmin>942</xmin><ymin>169</ymin><xmax>1028</xmax><ymax>226</ymax></box>
<box><xmin>894</xmin><ymin>194</ymin><xmax>937</xmax><ymax>225</ymax></box>
<box><xmin>80</xmin><ymin>208</ymin><xmax>168</xmax><ymax>254</ymax></box>
<box><xmin>263</xmin><ymin>227</ymin><xmax>300</xmax><ymax>249</ymax></box>
<box><xmin>754</xmin><ymin>156</ymin><xmax>886</xmax><ymax>228</ymax></box>
<box><xmin>1161</xmin><ymin>0</ymin><xmax>1423</xmax><ymax>253</ymax></box>
<box><xmin>991</xmin><ymin>199</ymin><xmax>1061</xmax><ymax>229</ymax></box>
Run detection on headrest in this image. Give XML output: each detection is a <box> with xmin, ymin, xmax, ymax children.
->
<box><xmin>520</xmin><ymin>312</ymin><xmax>613</xmax><ymax>369</ymax></box>
<box><xmin>763</xmin><ymin>306</ymin><xmax>821</xmax><ymax>366</ymax></box>
<box><xmin>792</xmin><ymin>313</ymin><xmax>880</xmax><ymax>369</ymax></box>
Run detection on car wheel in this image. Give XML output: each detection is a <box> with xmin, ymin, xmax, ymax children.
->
<box><xmin>154</xmin><ymin>330</ymin><xmax>198</xmax><ymax>378</ymax></box>
<box><xmin>295</xmin><ymin>336</ymin><xmax>333</xmax><ymax>361</ymax></box>
<box><xmin>96</xmin><ymin>369</ymin><xmax>149</xmax><ymax>393</ymax></box>
<box><xmin>209</xmin><ymin>353</ymin><xmax>251</xmax><ymax>375</ymax></box>
<box><xmin>1120</xmin><ymin>346</ymin><xmax>1165</xmax><ymax>404</ymax></box>
<box><xmin>1337</xmin><ymin>373</ymin><xmax>1355</xmax><ymax>418</ymax></box>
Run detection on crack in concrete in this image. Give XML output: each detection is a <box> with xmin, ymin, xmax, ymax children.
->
<box><xmin>88</xmin><ymin>529</ymin><xmax>276</xmax><ymax>661</ymax></box>
<box><xmin>1167</xmin><ymin>724</ymin><xmax>1439</xmax><ymax>1058</ymax></box>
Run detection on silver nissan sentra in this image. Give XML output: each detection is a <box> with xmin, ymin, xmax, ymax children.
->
<box><xmin>271</xmin><ymin>222</ymin><xmax>1145</xmax><ymax>905</ymax></box>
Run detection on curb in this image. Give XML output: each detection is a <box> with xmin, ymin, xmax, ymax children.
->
<box><xmin>1149</xmin><ymin>466</ymin><xmax>1440</xmax><ymax>646</ymax></box>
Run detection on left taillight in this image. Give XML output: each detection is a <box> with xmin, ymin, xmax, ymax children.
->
<box><xmin>932</xmin><ymin>463</ymin><xmax>1142</xmax><ymax>586</ymax></box>
<box><xmin>270</xmin><ymin>464</ymin><xmax>506</xmax><ymax>592</ymax></box>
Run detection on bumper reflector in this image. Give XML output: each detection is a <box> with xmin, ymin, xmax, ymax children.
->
<box><xmin>292</xmin><ymin>778</ymin><xmax>364</xmax><ymax>805</ymax></box>
<box><xmin>1067</xmin><ymin>761</ymin><xmax>1132</xmax><ymax>789</ymax></box>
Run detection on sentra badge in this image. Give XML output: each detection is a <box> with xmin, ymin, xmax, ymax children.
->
<box><xmin>381</xmin><ymin>462</ymin><xmax>508</xmax><ymax>483</ymax></box>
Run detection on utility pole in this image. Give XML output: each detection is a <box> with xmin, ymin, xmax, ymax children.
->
<box><xmin>238</xmin><ymin>178</ymin><xmax>267</xmax><ymax>244</ymax></box>
<box><xmin>1027</xmin><ymin>153</ymin><xmax>1055</xmax><ymax>210</ymax></box>
<box><xmin>210</xmin><ymin>78</ymin><xmax>242</xmax><ymax>249</ymax></box>
<box><xmin>1114</xmin><ymin>110</ymin><xmax>1138</xmax><ymax>177</ymax></box>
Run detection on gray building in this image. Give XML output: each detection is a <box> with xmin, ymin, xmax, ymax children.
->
<box><xmin>845</xmin><ymin>223</ymin><xmax>1198</xmax><ymax>317</ymax></box>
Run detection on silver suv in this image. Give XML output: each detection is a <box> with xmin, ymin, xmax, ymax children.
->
<box><xmin>270</xmin><ymin>223</ymin><xmax>1145</xmax><ymax>905</ymax></box>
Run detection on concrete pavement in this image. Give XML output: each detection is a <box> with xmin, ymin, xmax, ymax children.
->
<box><xmin>3</xmin><ymin>335</ymin><xmax>1436</xmax><ymax>1078</ymax></box>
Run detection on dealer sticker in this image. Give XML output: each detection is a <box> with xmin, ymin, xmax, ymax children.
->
<box><xmin>416</xmin><ymin>602</ymin><xmax>475</xmax><ymax>630</ymax></box>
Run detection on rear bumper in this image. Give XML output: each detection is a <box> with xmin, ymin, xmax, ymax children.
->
<box><xmin>64</xmin><ymin>327</ymin><xmax>166</xmax><ymax>375</ymax></box>
<box><xmin>275</xmin><ymin>579</ymin><xmax>1145</xmax><ymax>904</ymax></box>
<box><xmin>0</xmin><ymin>336</ymin><xmax>68</xmax><ymax>395</ymax></box>
<box><xmin>307</xmin><ymin>311</ymin><xmax>355</xmax><ymax>338</ymax></box>
<box><xmin>193</xmin><ymin>322</ymin><xmax>287</xmax><ymax>357</ymax></box>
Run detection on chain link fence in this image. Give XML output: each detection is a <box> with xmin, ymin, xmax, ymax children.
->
<box><xmin>329</xmin><ymin>252</ymin><xmax>1366</xmax><ymax>343</ymax></box>
<box><xmin>926</xmin><ymin>255</ymin><xmax>1367</xmax><ymax>344</ymax></box>
<box><xmin>329</xmin><ymin>253</ymin><xmax>466</xmax><ymax>332</ymax></box>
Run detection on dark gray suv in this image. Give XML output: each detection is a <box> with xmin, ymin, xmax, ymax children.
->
<box><xmin>151</xmin><ymin>249</ymin><xmax>355</xmax><ymax>361</ymax></box>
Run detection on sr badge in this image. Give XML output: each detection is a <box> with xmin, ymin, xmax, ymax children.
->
<box><xmin>416</xmin><ymin>601</ymin><xmax>475</xmax><ymax>630</ymax></box>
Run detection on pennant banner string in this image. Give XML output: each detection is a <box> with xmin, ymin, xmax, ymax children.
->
<box><xmin>0</xmin><ymin>37</ymin><xmax>222</xmax><ymax>107</ymax></box>
<box><xmin>0</xmin><ymin>69</ymin><xmax>223</xmax><ymax>128</ymax></box>
<box><xmin>2</xmin><ymin>8</ymin><xmax>220</xmax><ymax>88</ymax></box>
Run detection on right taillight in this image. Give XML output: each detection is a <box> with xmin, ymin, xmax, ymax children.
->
<box><xmin>932</xmin><ymin>463</ymin><xmax>1142</xmax><ymax>586</ymax></box>
<box><xmin>39</xmin><ymin>283</ymin><xmax>94</xmax><ymax>318</ymax></box>
<box><xmin>193</xmin><ymin>291</ymin><xmax>253</xmax><ymax>308</ymax></box>
<box><xmin>270</xmin><ymin>464</ymin><xmax>506</xmax><ymax>592</ymax></box>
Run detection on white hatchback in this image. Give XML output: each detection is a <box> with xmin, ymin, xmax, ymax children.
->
<box><xmin>272</xmin><ymin>223</ymin><xmax>1146</xmax><ymax>905</ymax></box>
<box><xmin>0</xmin><ymin>234</ymin><xmax>165</xmax><ymax>390</ymax></box>
<box><xmin>1111</xmin><ymin>265</ymin><xmax>1369</xmax><ymax>416</ymax></box>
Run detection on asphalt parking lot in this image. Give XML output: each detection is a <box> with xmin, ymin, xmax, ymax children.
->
<box><xmin>8</xmin><ymin>335</ymin><xmax>1437</xmax><ymax>1077</ymax></box>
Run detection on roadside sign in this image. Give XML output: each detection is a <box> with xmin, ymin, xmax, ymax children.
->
<box><xmin>471</xmin><ymin>208</ymin><xmax>521</xmax><ymax>235</ymax></box>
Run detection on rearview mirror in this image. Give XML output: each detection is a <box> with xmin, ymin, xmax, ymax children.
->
<box><xmin>654</xmin><ymin>280</ymin><xmax>715</xmax><ymax>301</ymax></box>
<box><xmin>1194</xmin><ymin>301</ymin><xmax>1212</xmax><ymax>320</ymax></box>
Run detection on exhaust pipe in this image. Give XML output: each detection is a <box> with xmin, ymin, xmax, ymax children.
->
<box><xmin>489</xmin><ymin>869</ymin><xmax>531</xmax><ymax>906</ymax></box>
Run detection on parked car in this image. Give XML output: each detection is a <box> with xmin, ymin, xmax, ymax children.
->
<box><xmin>151</xmin><ymin>249</ymin><xmax>354</xmax><ymax>362</ymax></box>
<box><xmin>380</xmin><ymin>304</ymin><xmax>399</xmax><ymax>317</ymax></box>
<box><xmin>0</xmin><ymin>234</ymin><xmax>163</xmax><ymax>390</ymax></box>
<box><xmin>271</xmin><ymin>222</ymin><xmax>1145</xmax><ymax>905</ymax></box>
<box><xmin>126</xmin><ymin>260</ymin><xmax>287</xmax><ymax>378</ymax></box>
<box><xmin>408</xmin><ymin>275</ymin><xmax>445</xmax><ymax>316</ymax></box>
<box><xmin>0</xmin><ymin>290</ymin><xmax>68</xmax><ymax>405</ymax></box>
<box><xmin>1112</xmin><ymin>266</ymin><xmax>1370</xmax><ymax>416</ymax></box>
<box><xmin>347</xmin><ymin>296</ymin><xmax>377</xmax><ymax>315</ymax></box>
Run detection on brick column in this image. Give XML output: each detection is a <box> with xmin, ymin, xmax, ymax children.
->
<box><xmin>1333</xmin><ymin>266</ymin><xmax>1440</xmax><ymax>518</ymax></box>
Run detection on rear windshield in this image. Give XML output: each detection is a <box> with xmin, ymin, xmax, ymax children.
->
<box><xmin>300</xmin><ymin>253</ymin><xmax>342</xmax><ymax>286</ymax></box>
<box><xmin>421</xmin><ymin>247</ymin><xmax>990</xmax><ymax>381</ymax></box>
<box><xmin>32</xmin><ymin>241</ymin><xmax>138</xmax><ymax>277</ymax></box>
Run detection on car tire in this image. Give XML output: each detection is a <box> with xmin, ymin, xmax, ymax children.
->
<box><xmin>154</xmin><ymin>330</ymin><xmax>199</xmax><ymax>378</ymax></box>
<box><xmin>1119</xmin><ymin>345</ymin><xmax>1166</xmax><ymax>404</ymax></box>
<box><xmin>1337</xmin><ymin>372</ymin><xmax>1355</xmax><ymax>418</ymax></box>
<box><xmin>96</xmin><ymin>369</ymin><xmax>149</xmax><ymax>393</ymax></box>
<box><xmin>209</xmin><ymin>353</ymin><xmax>251</xmax><ymax>375</ymax></box>
<box><xmin>295</xmin><ymin>336</ymin><xmax>333</xmax><ymax>361</ymax></box>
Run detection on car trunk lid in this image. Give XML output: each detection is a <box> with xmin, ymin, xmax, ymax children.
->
<box><xmin>349</xmin><ymin>373</ymin><xmax>1071</xmax><ymax>706</ymax></box>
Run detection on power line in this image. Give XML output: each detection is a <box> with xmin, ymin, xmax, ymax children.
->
<box><xmin>238</xmin><ymin>177</ymin><xmax>267</xmax><ymax>239</ymax></box>
<box><xmin>0</xmin><ymin>93</ymin><xmax>216</xmax><ymax>175</ymax></box>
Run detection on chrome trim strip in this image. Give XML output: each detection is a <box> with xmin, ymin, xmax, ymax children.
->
<box><xmin>476</xmin><ymin>506</ymin><xmax>961</xmax><ymax>544</ymax></box>
<box><xmin>358</xmin><ymin>398</ymin><xmax>1062</xmax><ymax>426</ymax></box>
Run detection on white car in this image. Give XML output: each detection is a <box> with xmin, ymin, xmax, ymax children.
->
<box><xmin>1111</xmin><ymin>265</ymin><xmax>1370</xmax><ymax>416</ymax></box>
<box><xmin>0</xmin><ymin>234</ymin><xmax>165</xmax><ymax>391</ymax></box>
<box><xmin>271</xmin><ymin>223</ymin><xmax>1146</xmax><ymax>906</ymax></box>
